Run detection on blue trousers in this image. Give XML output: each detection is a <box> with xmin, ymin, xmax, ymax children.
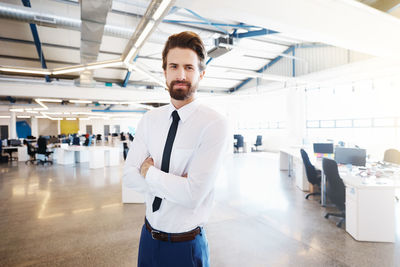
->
<box><xmin>137</xmin><ymin>223</ymin><xmax>210</xmax><ymax>267</ymax></box>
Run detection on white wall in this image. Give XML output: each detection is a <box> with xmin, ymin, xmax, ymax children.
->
<box><xmin>38</xmin><ymin>119</ymin><xmax>58</xmax><ymax>136</ymax></box>
<box><xmin>78</xmin><ymin>117</ymin><xmax>143</xmax><ymax>136</ymax></box>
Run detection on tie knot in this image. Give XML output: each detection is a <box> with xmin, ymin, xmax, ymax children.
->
<box><xmin>172</xmin><ymin>110</ymin><xmax>180</xmax><ymax>122</ymax></box>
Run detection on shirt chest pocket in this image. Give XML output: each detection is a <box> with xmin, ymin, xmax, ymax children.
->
<box><xmin>171</xmin><ymin>148</ymin><xmax>194</xmax><ymax>175</ymax></box>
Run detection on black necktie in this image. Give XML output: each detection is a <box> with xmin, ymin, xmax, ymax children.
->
<box><xmin>152</xmin><ymin>110</ymin><xmax>180</xmax><ymax>212</ymax></box>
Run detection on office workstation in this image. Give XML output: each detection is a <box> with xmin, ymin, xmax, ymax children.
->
<box><xmin>1</xmin><ymin>0</ymin><xmax>400</xmax><ymax>266</ymax></box>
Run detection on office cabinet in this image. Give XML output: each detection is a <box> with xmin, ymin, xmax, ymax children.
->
<box><xmin>345</xmin><ymin>185</ymin><xmax>395</xmax><ymax>242</ymax></box>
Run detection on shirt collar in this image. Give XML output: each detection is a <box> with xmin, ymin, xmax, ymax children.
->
<box><xmin>167</xmin><ymin>99</ymin><xmax>200</xmax><ymax>123</ymax></box>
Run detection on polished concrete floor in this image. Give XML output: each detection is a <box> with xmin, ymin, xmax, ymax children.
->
<box><xmin>0</xmin><ymin>153</ymin><xmax>399</xmax><ymax>267</ymax></box>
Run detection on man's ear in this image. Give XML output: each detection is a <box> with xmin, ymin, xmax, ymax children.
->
<box><xmin>199</xmin><ymin>70</ymin><xmax>205</xmax><ymax>80</ymax></box>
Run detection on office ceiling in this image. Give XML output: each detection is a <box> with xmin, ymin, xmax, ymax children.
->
<box><xmin>0</xmin><ymin>0</ymin><xmax>399</xmax><ymax>110</ymax></box>
<box><xmin>0</xmin><ymin>0</ymin><xmax>307</xmax><ymax>94</ymax></box>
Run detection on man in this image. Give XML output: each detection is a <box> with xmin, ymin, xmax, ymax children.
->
<box><xmin>123</xmin><ymin>31</ymin><xmax>228</xmax><ymax>267</ymax></box>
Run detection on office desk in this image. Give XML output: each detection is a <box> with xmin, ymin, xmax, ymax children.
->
<box><xmin>280</xmin><ymin>147</ymin><xmax>315</xmax><ymax>192</ymax></box>
<box><xmin>342</xmin><ymin>172</ymin><xmax>400</xmax><ymax>242</ymax></box>
<box><xmin>55</xmin><ymin>146</ymin><xmax>120</xmax><ymax>169</ymax></box>
<box><xmin>2</xmin><ymin>146</ymin><xmax>28</xmax><ymax>161</ymax></box>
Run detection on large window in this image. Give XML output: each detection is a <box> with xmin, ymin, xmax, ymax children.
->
<box><xmin>305</xmin><ymin>78</ymin><xmax>400</xmax><ymax>159</ymax></box>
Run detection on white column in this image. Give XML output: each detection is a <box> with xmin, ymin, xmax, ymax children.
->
<box><xmin>10</xmin><ymin>112</ymin><xmax>17</xmax><ymax>139</ymax></box>
<box><xmin>31</xmin><ymin>117</ymin><xmax>38</xmax><ymax>138</ymax></box>
<box><xmin>57</xmin><ymin>119</ymin><xmax>61</xmax><ymax>135</ymax></box>
<box><xmin>286</xmin><ymin>87</ymin><xmax>306</xmax><ymax>146</ymax></box>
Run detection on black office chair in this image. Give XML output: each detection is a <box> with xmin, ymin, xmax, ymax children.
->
<box><xmin>37</xmin><ymin>137</ymin><xmax>53</xmax><ymax>165</ymax></box>
<box><xmin>323</xmin><ymin>158</ymin><xmax>345</xmax><ymax>228</ymax></box>
<box><xmin>72</xmin><ymin>136</ymin><xmax>80</xmax><ymax>146</ymax></box>
<box><xmin>96</xmin><ymin>134</ymin><xmax>102</xmax><ymax>142</ymax></box>
<box><xmin>0</xmin><ymin>141</ymin><xmax>9</xmax><ymax>163</ymax></box>
<box><xmin>233</xmin><ymin>134</ymin><xmax>244</xmax><ymax>153</ymax></box>
<box><xmin>300</xmin><ymin>149</ymin><xmax>321</xmax><ymax>199</ymax></box>
<box><xmin>253</xmin><ymin>135</ymin><xmax>262</xmax><ymax>151</ymax></box>
<box><xmin>25</xmin><ymin>141</ymin><xmax>37</xmax><ymax>165</ymax></box>
<box><xmin>123</xmin><ymin>142</ymin><xmax>129</xmax><ymax>160</ymax></box>
<box><xmin>383</xmin><ymin>149</ymin><xmax>400</xmax><ymax>165</ymax></box>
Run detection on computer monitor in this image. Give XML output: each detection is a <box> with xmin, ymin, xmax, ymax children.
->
<box><xmin>8</xmin><ymin>139</ymin><xmax>21</xmax><ymax>146</ymax></box>
<box><xmin>334</xmin><ymin>147</ymin><xmax>367</xmax><ymax>166</ymax></box>
<box><xmin>313</xmin><ymin>143</ymin><xmax>334</xmax><ymax>154</ymax></box>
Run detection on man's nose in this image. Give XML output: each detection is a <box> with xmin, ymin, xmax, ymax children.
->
<box><xmin>176</xmin><ymin>67</ymin><xmax>186</xmax><ymax>80</ymax></box>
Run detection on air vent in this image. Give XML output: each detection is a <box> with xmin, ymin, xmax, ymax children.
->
<box><xmin>34</xmin><ymin>15</ymin><xmax>56</xmax><ymax>24</ymax></box>
<box><xmin>207</xmin><ymin>36</ymin><xmax>234</xmax><ymax>58</ymax></box>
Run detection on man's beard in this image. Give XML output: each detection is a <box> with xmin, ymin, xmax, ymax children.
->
<box><xmin>167</xmin><ymin>80</ymin><xmax>197</xmax><ymax>101</ymax></box>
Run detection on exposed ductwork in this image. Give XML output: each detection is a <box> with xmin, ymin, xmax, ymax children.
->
<box><xmin>76</xmin><ymin>0</ymin><xmax>112</xmax><ymax>87</ymax></box>
<box><xmin>0</xmin><ymin>2</ymin><xmax>134</xmax><ymax>39</ymax></box>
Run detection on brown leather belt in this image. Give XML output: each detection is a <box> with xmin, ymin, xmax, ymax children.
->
<box><xmin>145</xmin><ymin>220</ymin><xmax>201</xmax><ymax>242</ymax></box>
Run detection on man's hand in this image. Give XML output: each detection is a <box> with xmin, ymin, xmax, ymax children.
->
<box><xmin>140</xmin><ymin>157</ymin><xmax>154</xmax><ymax>178</ymax></box>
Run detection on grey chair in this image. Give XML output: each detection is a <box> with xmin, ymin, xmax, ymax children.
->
<box><xmin>383</xmin><ymin>149</ymin><xmax>400</xmax><ymax>165</ymax></box>
<box><xmin>323</xmin><ymin>158</ymin><xmax>345</xmax><ymax>228</ymax></box>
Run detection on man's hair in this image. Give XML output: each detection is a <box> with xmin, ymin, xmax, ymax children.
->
<box><xmin>162</xmin><ymin>31</ymin><xmax>207</xmax><ymax>71</ymax></box>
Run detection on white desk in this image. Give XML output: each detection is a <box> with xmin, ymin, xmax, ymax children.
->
<box><xmin>2</xmin><ymin>146</ymin><xmax>27</xmax><ymax>161</ymax></box>
<box><xmin>280</xmin><ymin>147</ymin><xmax>313</xmax><ymax>192</ymax></box>
<box><xmin>55</xmin><ymin>146</ymin><xmax>121</xmax><ymax>169</ymax></box>
<box><xmin>342</xmin><ymin>172</ymin><xmax>399</xmax><ymax>243</ymax></box>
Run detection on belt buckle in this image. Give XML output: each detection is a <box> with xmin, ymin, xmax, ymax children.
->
<box><xmin>151</xmin><ymin>230</ymin><xmax>160</xmax><ymax>240</ymax></box>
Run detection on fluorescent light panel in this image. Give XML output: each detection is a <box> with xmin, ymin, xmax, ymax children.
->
<box><xmin>99</xmin><ymin>101</ymin><xmax>120</xmax><ymax>105</ymax></box>
<box><xmin>17</xmin><ymin>115</ymin><xmax>31</xmax><ymax>118</ymax></box>
<box><xmin>9</xmin><ymin>108</ymin><xmax>24</xmax><ymax>112</ymax></box>
<box><xmin>36</xmin><ymin>98</ymin><xmax>62</xmax><ymax>103</ymax></box>
<box><xmin>0</xmin><ymin>115</ymin><xmax>11</xmax><ymax>118</ymax></box>
<box><xmin>152</xmin><ymin>0</ymin><xmax>171</xmax><ymax>20</ymax></box>
<box><xmin>52</xmin><ymin>67</ymin><xmax>85</xmax><ymax>75</ymax></box>
<box><xmin>69</xmin><ymin>100</ymin><xmax>92</xmax><ymax>104</ymax></box>
<box><xmin>136</xmin><ymin>21</ymin><xmax>155</xmax><ymax>48</ymax></box>
<box><xmin>0</xmin><ymin>67</ymin><xmax>51</xmax><ymax>75</ymax></box>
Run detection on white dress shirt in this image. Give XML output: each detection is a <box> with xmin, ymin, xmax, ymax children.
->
<box><xmin>123</xmin><ymin>99</ymin><xmax>229</xmax><ymax>233</ymax></box>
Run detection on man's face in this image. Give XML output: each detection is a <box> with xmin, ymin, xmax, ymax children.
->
<box><xmin>164</xmin><ymin>47</ymin><xmax>205</xmax><ymax>101</ymax></box>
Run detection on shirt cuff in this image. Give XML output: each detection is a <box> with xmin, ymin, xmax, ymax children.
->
<box><xmin>145</xmin><ymin>166</ymin><xmax>162</xmax><ymax>196</ymax></box>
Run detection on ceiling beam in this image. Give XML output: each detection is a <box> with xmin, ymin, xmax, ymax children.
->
<box><xmin>21</xmin><ymin>0</ymin><xmax>50</xmax><ymax>82</ymax></box>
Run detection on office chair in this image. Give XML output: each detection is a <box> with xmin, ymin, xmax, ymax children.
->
<box><xmin>253</xmin><ymin>135</ymin><xmax>262</xmax><ymax>152</ymax></box>
<box><xmin>383</xmin><ymin>149</ymin><xmax>400</xmax><ymax>165</ymax></box>
<box><xmin>96</xmin><ymin>134</ymin><xmax>102</xmax><ymax>142</ymax></box>
<box><xmin>0</xmin><ymin>141</ymin><xmax>9</xmax><ymax>163</ymax></box>
<box><xmin>233</xmin><ymin>135</ymin><xmax>244</xmax><ymax>153</ymax></box>
<box><xmin>72</xmin><ymin>136</ymin><xmax>80</xmax><ymax>146</ymax></box>
<box><xmin>323</xmin><ymin>158</ymin><xmax>345</xmax><ymax>228</ymax></box>
<box><xmin>123</xmin><ymin>142</ymin><xmax>129</xmax><ymax>160</ymax></box>
<box><xmin>25</xmin><ymin>142</ymin><xmax>37</xmax><ymax>165</ymax></box>
<box><xmin>300</xmin><ymin>149</ymin><xmax>321</xmax><ymax>199</ymax></box>
<box><xmin>37</xmin><ymin>137</ymin><xmax>53</xmax><ymax>165</ymax></box>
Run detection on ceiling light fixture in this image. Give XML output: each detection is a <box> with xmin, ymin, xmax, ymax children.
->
<box><xmin>52</xmin><ymin>67</ymin><xmax>86</xmax><ymax>75</ymax></box>
<box><xmin>9</xmin><ymin>108</ymin><xmax>24</xmax><ymax>112</ymax></box>
<box><xmin>98</xmin><ymin>101</ymin><xmax>120</xmax><ymax>105</ymax></box>
<box><xmin>0</xmin><ymin>67</ymin><xmax>51</xmax><ymax>75</ymax></box>
<box><xmin>0</xmin><ymin>115</ymin><xmax>11</xmax><ymax>118</ymax></box>
<box><xmin>37</xmin><ymin>98</ymin><xmax>63</xmax><ymax>103</ymax></box>
<box><xmin>17</xmin><ymin>115</ymin><xmax>31</xmax><ymax>118</ymax></box>
<box><xmin>86</xmin><ymin>60</ymin><xmax>123</xmax><ymax>70</ymax></box>
<box><xmin>69</xmin><ymin>100</ymin><xmax>93</xmax><ymax>104</ymax></box>
<box><xmin>152</xmin><ymin>0</ymin><xmax>172</xmax><ymax>20</ymax></box>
